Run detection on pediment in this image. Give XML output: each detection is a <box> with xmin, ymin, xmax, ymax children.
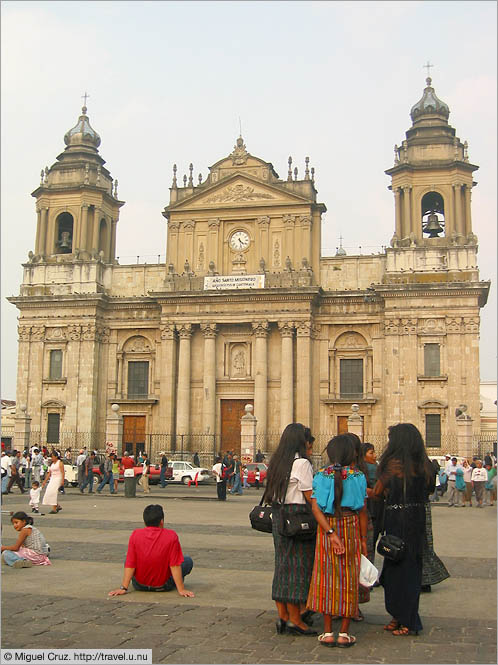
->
<box><xmin>168</xmin><ymin>174</ymin><xmax>311</xmax><ymax>211</ymax></box>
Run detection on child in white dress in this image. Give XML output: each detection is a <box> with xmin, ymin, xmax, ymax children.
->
<box><xmin>29</xmin><ymin>481</ymin><xmax>41</xmax><ymax>513</ymax></box>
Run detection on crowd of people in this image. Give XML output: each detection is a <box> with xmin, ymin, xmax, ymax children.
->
<box><xmin>429</xmin><ymin>453</ymin><xmax>497</xmax><ymax>507</ymax></box>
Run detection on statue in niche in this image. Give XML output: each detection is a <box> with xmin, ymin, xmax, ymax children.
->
<box><xmin>231</xmin><ymin>347</ymin><xmax>246</xmax><ymax>377</ymax></box>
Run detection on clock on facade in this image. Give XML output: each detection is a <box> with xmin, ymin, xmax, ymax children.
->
<box><xmin>229</xmin><ymin>230</ymin><xmax>250</xmax><ymax>251</ymax></box>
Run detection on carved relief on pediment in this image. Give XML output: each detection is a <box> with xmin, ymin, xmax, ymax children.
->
<box><xmin>335</xmin><ymin>331</ymin><xmax>367</xmax><ymax>348</ymax></box>
<box><xmin>205</xmin><ymin>184</ymin><xmax>275</xmax><ymax>204</ymax></box>
<box><xmin>123</xmin><ymin>335</ymin><xmax>152</xmax><ymax>352</ymax></box>
<box><xmin>46</xmin><ymin>327</ymin><xmax>67</xmax><ymax>341</ymax></box>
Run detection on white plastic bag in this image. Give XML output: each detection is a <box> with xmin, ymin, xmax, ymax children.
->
<box><xmin>359</xmin><ymin>554</ymin><xmax>379</xmax><ymax>587</ymax></box>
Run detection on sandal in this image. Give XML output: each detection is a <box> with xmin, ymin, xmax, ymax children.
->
<box><xmin>352</xmin><ymin>609</ymin><xmax>364</xmax><ymax>622</ymax></box>
<box><xmin>337</xmin><ymin>632</ymin><xmax>356</xmax><ymax>648</ymax></box>
<box><xmin>383</xmin><ymin>619</ymin><xmax>399</xmax><ymax>632</ymax></box>
<box><xmin>392</xmin><ymin>626</ymin><xmax>419</xmax><ymax>636</ymax></box>
<box><xmin>318</xmin><ymin>632</ymin><xmax>335</xmax><ymax>648</ymax></box>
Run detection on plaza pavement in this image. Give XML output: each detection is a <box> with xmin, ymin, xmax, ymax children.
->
<box><xmin>1</xmin><ymin>483</ymin><xmax>496</xmax><ymax>664</ymax></box>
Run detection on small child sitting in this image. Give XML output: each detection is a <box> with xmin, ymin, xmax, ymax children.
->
<box><xmin>29</xmin><ymin>481</ymin><xmax>41</xmax><ymax>513</ymax></box>
<box><xmin>1</xmin><ymin>511</ymin><xmax>51</xmax><ymax>568</ymax></box>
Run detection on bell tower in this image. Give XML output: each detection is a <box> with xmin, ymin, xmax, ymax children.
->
<box><xmin>31</xmin><ymin>100</ymin><xmax>124</xmax><ymax>263</ymax></box>
<box><xmin>385</xmin><ymin>76</ymin><xmax>478</xmax><ymax>248</ymax></box>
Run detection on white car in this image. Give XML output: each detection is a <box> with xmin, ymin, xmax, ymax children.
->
<box><xmin>168</xmin><ymin>461</ymin><xmax>210</xmax><ymax>484</ymax></box>
<box><xmin>62</xmin><ymin>459</ymin><xmax>79</xmax><ymax>487</ymax></box>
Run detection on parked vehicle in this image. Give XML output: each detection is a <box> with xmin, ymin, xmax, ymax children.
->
<box><xmin>168</xmin><ymin>461</ymin><xmax>210</xmax><ymax>484</ymax></box>
<box><xmin>245</xmin><ymin>462</ymin><xmax>268</xmax><ymax>486</ymax></box>
<box><xmin>62</xmin><ymin>459</ymin><xmax>79</xmax><ymax>487</ymax></box>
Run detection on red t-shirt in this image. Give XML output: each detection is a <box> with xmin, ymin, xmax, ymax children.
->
<box><xmin>125</xmin><ymin>527</ymin><xmax>184</xmax><ymax>587</ymax></box>
<box><xmin>121</xmin><ymin>457</ymin><xmax>134</xmax><ymax>470</ymax></box>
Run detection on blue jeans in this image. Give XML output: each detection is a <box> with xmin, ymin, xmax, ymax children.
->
<box><xmin>97</xmin><ymin>472</ymin><xmax>115</xmax><ymax>493</ymax></box>
<box><xmin>2</xmin><ymin>551</ymin><xmax>25</xmax><ymax>566</ymax></box>
<box><xmin>230</xmin><ymin>473</ymin><xmax>243</xmax><ymax>494</ymax></box>
<box><xmin>80</xmin><ymin>471</ymin><xmax>94</xmax><ymax>493</ymax></box>
<box><xmin>160</xmin><ymin>467</ymin><xmax>168</xmax><ymax>488</ymax></box>
<box><xmin>131</xmin><ymin>556</ymin><xmax>193</xmax><ymax>591</ymax></box>
<box><xmin>1</xmin><ymin>474</ymin><xmax>8</xmax><ymax>493</ymax></box>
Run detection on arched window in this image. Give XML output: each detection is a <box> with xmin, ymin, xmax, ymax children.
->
<box><xmin>55</xmin><ymin>212</ymin><xmax>74</xmax><ymax>253</ymax></box>
<box><xmin>421</xmin><ymin>192</ymin><xmax>445</xmax><ymax>238</ymax></box>
<box><xmin>98</xmin><ymin>218</ymin><xmax>108</xmax><ymax>256</ymax></box>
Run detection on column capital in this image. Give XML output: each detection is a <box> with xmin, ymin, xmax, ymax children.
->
<box><xmin>160</xmin><ymin>323</ymin><xmax>176</xmax><ymax>340</ymax></box>
<box><xmin>182</xmin><ymin>219</ymin><xmax>196</xmax><ymax>230</ymax></box>
<box><xmin>401</xmin><ymin>185</ymin><xmax>412</xmax><ymax>192</ymax></box>
<box><xmin>296</xmin><ymin>321</ymin><xmax>312</xmax><ymax>337</ymax></box>
<box><xmin>256</xmin><ymin>215</ymin><xmax>270</xmax><ymax>226</ymax></box>
<box><xmin>200</xmin><ymin>323</ymin><xmax>218</xmax><ymax>338</ymax></box>
<box><xmin>208</xmin><ymin>217</ymin><xmax>221</xmax><ymax>229</ymax></box>
<box><xmin>176</xmin><ymin>323</ymin><xmax>192</xmax><ymax>339</ymax></box>
<box><xmin>82</xmin><ymin>203</ymin><xmax>89</xmax><ymax>209</ymax></box>
<box><xmin>252</xmin><ymin>320</ymin><xmax>269</xmax><ymax>337</ymax></box>
<box><xmin>283</xmin><ymin>214</ymin><xmax>296</xmax><ymax>226</ymax></box>
<box><xmin>278</xmin><ymin>321</ymin><xmax>295</xmax><ymax>337</ymax></box>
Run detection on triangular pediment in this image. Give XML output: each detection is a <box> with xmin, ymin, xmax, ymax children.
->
<box><xmin>167</xmin><ymin>173</ymin><xmax>312</xmax><ymax>211</ymax></box>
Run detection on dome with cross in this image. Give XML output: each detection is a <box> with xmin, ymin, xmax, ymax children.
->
<box><xmin>410</xmin><ymin>77</ymin><xmax>450</xmax><ymax>123</ymax></box>
<box><xmin>64</xmin><ymin>104</ymin><xmax>101</xmax><ymax>149</ymax></box>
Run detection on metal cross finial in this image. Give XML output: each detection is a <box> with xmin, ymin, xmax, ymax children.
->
<box><xmin>339</xmin><ymin>233</ymin><xmax>344</xmax><ymax>247</ymax></box>
<box><xmin>423</xmin><ymin>61</ymin><xmax>433</xmax><ymax>78</ymax></box>
<box><xmin>238</xmin><ymin>116</ymin><xmax>242</xmax><ymax>137</ymax></box>
<box><xmin>82</xmin><ymin>91</ymin><xmax>90</xmax><ymax>106</ymax></box>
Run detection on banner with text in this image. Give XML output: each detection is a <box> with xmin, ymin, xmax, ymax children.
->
<box><xmin>204</xmin><ymin>274</ymin><xmax>265</xmax><ymax>290</ymax></box>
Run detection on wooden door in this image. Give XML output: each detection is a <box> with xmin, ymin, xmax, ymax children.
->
<box><xmin>337</xmin><ymin>416</ymin><xmax>349</xmax><ymax>435</ymax></box>
<box><xmin>220</xmin><ymin>399</ymin><xmax>253</xmax><ymax>456</ymax></box>
<box><xmin>123</xmin><ymin>416</ymin><xmax>146</xmax><ymax>456</ymax></box>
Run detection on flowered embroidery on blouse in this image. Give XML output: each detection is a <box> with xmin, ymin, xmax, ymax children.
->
<box><xmin>320</xmin><ymin>465</ymin><xmax>363</xmax><ymax>480</ymax></box>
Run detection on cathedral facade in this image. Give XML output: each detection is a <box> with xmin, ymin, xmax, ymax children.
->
<box><xmin>9</xmin><ymin>78</ymin><xmax>489</xmax><ymax>457</ymax></box>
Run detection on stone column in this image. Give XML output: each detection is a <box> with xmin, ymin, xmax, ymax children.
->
<box><xmin>110</xmin><ymin>218</ymin><xmax>117</xmax><ymax>261</ymax></box>
<box><xmin>34</xmin><ymin>208</ymin><xmax>42</xmax><ymax>255</ymax></box>
<box><xmin>159</xmin><ymin>323</ymin><xmax>177</xmax><ymax>437</ymax></box>
<box><xmin>106</xmin><ymin>404</ymin><xmax>123</xmax><ymax>455</ymax></box>
<box><xmin>296</xmin><ymin>321</ymin><xmax>312</xmax><ymax>425</ymax></box>
<box><xmin>14</xmin><ymin>406</ymin><xmax>31</xmax><ymax>452</ymax></box>
<box><xmin>453</xmin><ymin>184</ymin><xmax>463</xmax><ymax>236</ymax></box>
<box><xmin>240</xmin><ymin>404</ymin><xmax>257</xmax><ymax>462</ymax></box>
<box><xmin>79</xmin><ymin>203</ymin><xmax>89</xmax><ymax>250</ymax></box>
<box><xmin>278</xmin><ymin>321</ymin><xmax>294</xmax><ymax>430</ymax></box>
<box><xmin>464</xmin><ymin>185</ymin><xmax>472</xmax><ymax>236</ymax></box>
<box><xmin>42</xmin><ymin>207</ymin><xmax>50</xmax><ymax>255</ymax></box>
<box><xmin>347</xmin><ymin>403</ymin><xmax>363</xmax><ymax>440</ymax></box>
<box><xmin>252</xmin><ymin>321</ymin><xmax>269</xmax><ymax>441</ymax></box>
<box><xmin>456</xmin><ymin>409</ymin><xmax>474</xmax><ymax>459</ymax></box>
<box><xmin>402</xmin><ymin>186</ymin><xmax>411</xmax><ymax>237</ymax></box>
<box><xmin>201</xmin><ymin>323</ymin><xmax>217</xmax><ymax>435</ymax></box>
<box><xmin>394</xmin><ymin>188</ymin><xmax>402</xmax><ymax>238</ymax></box>
<box><xmin>176</xmin><ymin>323</ymin><xmax>192</xmax><ymax>436</ymax></box>
<box><xmin>92</xmin><ymin>207</ymin><xmax>100</xmax><ymax>251</ymax></box>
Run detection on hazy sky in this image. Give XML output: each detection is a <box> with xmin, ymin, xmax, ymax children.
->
<box><xmin>2</xmin><ymin>0</ymin><xmax>496</xmax><ymax>399</ymax></box>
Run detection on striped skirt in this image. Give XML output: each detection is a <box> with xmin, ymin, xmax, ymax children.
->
<box><xmin>306</xmin><ymin>512</ymin><xmax>361</xmax><ymax>617</ymax></box>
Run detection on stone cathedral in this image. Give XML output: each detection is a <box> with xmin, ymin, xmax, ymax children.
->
<box><xmin>9</xmin><ymin>78</ymin><xmax>490</xmax><ymax>457</ymax></box>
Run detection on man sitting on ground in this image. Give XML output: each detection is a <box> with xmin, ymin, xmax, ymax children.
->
<box><xmin>108</xmin><ymin>504</ymin><xmax>194</xmax><ymax>597</ymax></box>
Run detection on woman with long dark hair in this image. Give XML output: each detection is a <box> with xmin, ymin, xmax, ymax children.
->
<box><xmin>371</xmin><ymin>423</ymin><xmax>434</xmax><ymax>636</ymax></box>
<box><xmin>306</xmin><ymin>433</ymin><xmax>368</xmax><ymax>648</ymax></box>
<box><xmin>263</xmin><ymin>423</ymin><xmax>325</xmax><ymax>636</ymax></box>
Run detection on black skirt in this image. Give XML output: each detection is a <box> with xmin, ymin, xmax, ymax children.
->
<box><xmin>271</xmin><ymin>504</ymin><xmax>316</xmax><ymax>604</ymax></box>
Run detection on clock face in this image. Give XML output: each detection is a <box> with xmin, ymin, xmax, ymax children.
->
<box><xmin>230</xmin><ymin>230</ymin><xmax>250</xmax><ymax>251</ymax></box>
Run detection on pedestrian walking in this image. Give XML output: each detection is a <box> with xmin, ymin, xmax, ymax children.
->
<box><xmin>41</xmin><ymin>451</ymin><xmax>64</xmax><ymax>514</ymax></box>
<box><xmin>31</xmin><ymin>449</ymin><xmax>43</xmax><ymax>485</ymax></box>
<box><xmin>141</xmin><ymin>453</ymin><xmax>150</xmax><ymax>494</ymax></box>
<box><xmin>112</xmin><ymin>454</ymin><xmax>120</xmax><ymax>494</ymax></box>
<box><xmin>160</xmin><ymin>452</ymin><xmax>169</xmax><ymax>488</ymax></box>
<box><xmin>446</xmin><ymin>457</ymin><xmax>464</xmax><ymax>507</ymax></box>
<box><xmin>212</xmin><ymin>456</ymin><xmax>227</xmax><ymax>501</ymax></box>
<box><xmin>1</xmin><ymin>450</ymin><xmax>10</xmax><ymax>494</ymax></box>
<box><xmin>193</xmin><ymin>452</ymin><xmax>200</xmax><ymax>468</ymax></box>
<box><xmin>76</xmin><ymin>448</ymin><xmax>87</xmax><ymax>488</ymax></box>
<box><xmin>97</xmin><ymin>453</ymin><xmax>115</xmax><ymax>494</ymax></box>
<box><xmin>80</xmin><ymin>452</ymin><xmax>96</xmax><ymax>493</ymax></box>
<box><xmin>7</xmin><ymin>451</ymin><xmax>26</xmax><ymax>494</ymax></box>
<box><xmin>242</xmin><ymin>465</ymin><xmax>250</xmax><ymax>489</ymax></box>
<box><xmin>462</xmin><ymin>459</ymin><xmax>473</xmax><ymax>506</ymax></box>
<box><xmin>484</xmin><ymin>464</ymin><xmax>496</xmax><ymax>506</ymax></box>
<box><xmin>471</xmin><ymin>460</ymin><xmax>487</xmax><ymax>507</ymax></box>
<box><xmin>230</xmin><ymin>455</ymin><xmax>243</xmax><ymax>495</ymax></box>
<box><xmin>22</xmin><ymin>453</ymin><xmax>33</xmax><ymax>490</ymax></box>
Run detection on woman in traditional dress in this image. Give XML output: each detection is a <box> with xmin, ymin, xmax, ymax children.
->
<box><xmin>41</xmin><ymin>451</ymin><xmax>64</xmax><ymax>514</ymax></box>
<box><xmin>371</xmin><ymin>423</ymin><xmax>433</xmax><ymax>636</ymax></box>
<box><xmin>307</xmin><ymin>433</ymin><xmax>368</xmax><ymax>648</ymax></box>
<box><xmin>263</xmin><ymin>423</ymin><xmax>324</xmax><ymax>636</ymax></box>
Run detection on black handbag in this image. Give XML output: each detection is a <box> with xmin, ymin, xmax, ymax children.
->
<box><xmin>376</xmin><ymin>476</ymin><xmax>406</xmax><ymax>563</ymax></box>
<box><xmin>249</xmin><ymin>496</ymin><xmax>273</xmax><ymax>533</ymax></box>
<box><xmin>280</xmin><ymin>502</ymin><xmax>317</xmax><ymax>541</ymax></box>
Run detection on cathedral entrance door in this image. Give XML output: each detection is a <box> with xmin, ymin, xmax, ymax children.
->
<box><xmin>220</xmin><ymin>399</ymin><xmax>253</xmax><ymax>457</ymax></box>
<box><xmin>123</xmin><ymin>415</ymin><xmax>146</xmax><ymax>457</ymax></box>
<box><xmin>337</xmin><ymin>416</ymin><xmax>349</xmax><ymax>435</ymax></box>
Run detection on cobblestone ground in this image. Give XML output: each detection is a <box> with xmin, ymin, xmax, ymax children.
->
<box><xmin>1</xmin><ymin>485</ymin><xmax>496</xmax><ymax>664</ymax></box>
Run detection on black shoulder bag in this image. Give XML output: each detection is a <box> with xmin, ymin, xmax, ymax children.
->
<box><xmin>376</xmin><ymin>475</ymin><xmax>406</xmax><ymax>563</ymax></box>
<box><xmin>278</xmin><ymin>463</ymin><xmax>317</xmax><ymax>541</ymax></box>
<box><xmin>249</xmin><ymin>495</ymin><xmax>273</xmax><ymax>533</ymax></box>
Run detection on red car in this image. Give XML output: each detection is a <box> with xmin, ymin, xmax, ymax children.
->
<box><xmin>245</xmin><ymin>463</ymin><xmax>268</xmax><ymax>486</ymax></box>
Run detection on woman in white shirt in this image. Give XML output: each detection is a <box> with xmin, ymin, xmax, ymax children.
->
<box><xmin>262</xmin><ymin>424</ymin><xmax>322</xmax><ymax>636</ymax></box>
<box><xmin>462</xmin><ymin>459</ymin><xmax>473</xmax><ymax>507</ymax></box>
<box><xmin>471</xmin><ymin>460</ymin><xmax>488</xmax><ymax>508</ymax></box>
